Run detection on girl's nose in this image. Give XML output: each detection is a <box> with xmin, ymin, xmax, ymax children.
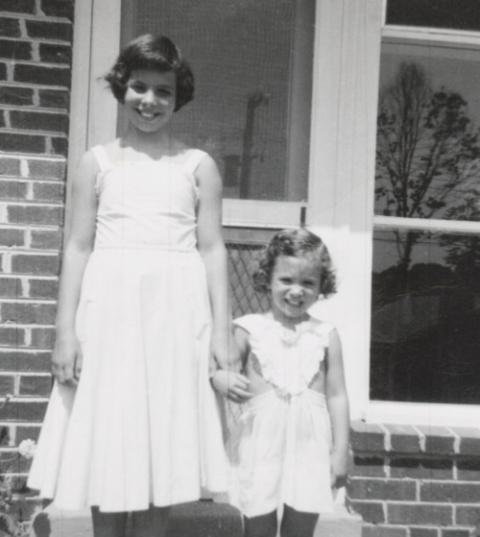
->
<box><xmin>289</xmin><ymin>285</ymin><xmax>303</xmax><ymax>297</ymax></box>
<box><xmin>141</xmin><ymin>89</ymin><xmax>156</xmax><ymax>105</ymax></box>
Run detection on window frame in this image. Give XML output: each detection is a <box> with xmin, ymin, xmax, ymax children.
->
<box><xmin>364</xmin><ymin>13</ymin><xmax>480</xmax><ymax>425</ymax></box>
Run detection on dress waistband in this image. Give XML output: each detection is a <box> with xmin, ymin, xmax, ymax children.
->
<box><xmin>93</xmin><ymin>245</ymin><xmax>196</xmax><ymax>253</ymax></box>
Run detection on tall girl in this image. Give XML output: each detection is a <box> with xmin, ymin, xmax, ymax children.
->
<box><xmin>28</xmin><ymin>34</ymin><xmax>231</xmax><ymax>537</ymax></box>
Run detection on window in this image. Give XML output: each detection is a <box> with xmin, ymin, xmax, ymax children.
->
<box><xmin>120</xmin><ymin>0</ymin><xmax>315</xmax><ymax>203</ymax></box>
<box><xmin>369</xmin><ymin>2</ymin><xmax>480</xmax><ymax>409</ymax></box>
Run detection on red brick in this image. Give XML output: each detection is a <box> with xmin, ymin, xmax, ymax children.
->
<box><xmin>41</xmin><ymin>0</ymin><xmax>74</xmax><ymax>20</ymax></box>
<box><xmin>390</xmin><ymin>457</ymin><xmax>453</xmax><ymax>480</ymax></box>
<box><xmin>352</xmin><ymin>455</ymin><xmax>387</xmax><ymax>477</ymax></box>
<box><xmin>0</xmin><ymin>326</ymin><xmax>25</xmax><ymax>346</ymax></box>
<box><xmin>0</xmin><ymin>424</ymin><xmax>11</xmax><ymax>445</ymax></box>
<box><xmin>441</xmin><ymin>530</ymin><xmax>473</xmax><ymax>537</ymax></box>
<box><xmin>0</xmin><ymin>350</ymin><xmax>51</xmax><ymax>372</ymax></box>
<box><xmin>457</xmin><ymin>458</ymin><xmax>480</xmax><ymax>481</ymax></box>
<box><xmin>456</xmin><ymin>506</ymin><xmax>480</xmax><ymax>526</ymax></box>
<box><xmin>0</xmin><ymin>85</ymin><xmax>34</xmax><ymax>105</ymax></box>
<box><xmin>0</xmin><ymin>157</ymin><xmax>21</xmax><ymax>176</ymax></box>
<box><xmin>0</xmin><ymin>180</ymin><xmax>28</xmax><ymax>200</ymax></box>
<box><xmin>0</xmin><ymin>132</ymin><xmax>45</xmax><ymax>153</ymax></box>
<box><xmin>421</xmin><ymin>482</ymin><xmax>480</xmax><ymax>504</ymax></box>
<box><xmin>0</xmin><ymin>227</ymin><xmax>25</xmax><ymax>246</ymax></box>
<box><xmin>0</xmin><ymin>39</ymin><xmax>31</xmax><ymax>60</ymax></box>
<box><xmin>12</xmin><ymin>254</ymin><xmax>60</xmax><ymax>275</ymax></box>
<box><xmin>32</xmin><ymin>182</ymin><xmax>64</xmax><ymax>202</ymax></box>
<box><xmin>39</xmin><ymin>88</ymin><xmax>69</xmax><ymax>109</ymax></box>
<box><xmin>0</xmin><ymin>400</ymin><xmax>47</xmax><ymax>421</ymax></box>
<box><xmin>0</xmin><ymin>277</ymin><xmax>23</xmax><ymax>297</ymax></box>
<box><xmin>10</xmin><ymin>110</ymin><xmax>69</xmax><ymax>134</ymax></box>
<box><xmin>25</xmin><ymin>20</ymin><xmax>72</xmax><ymax>41</ymax></box>
<box><xmin>454</xmin><ymin>428</ymin><xmax>480</xmax><ymax>457</ymax></box>
<box><xmin>27</xmin><ymin>158</ymin><xmax>65</xmax><ymax>180</ymax></box>
<box><xmin>8</xmin><ymin>205</ymin><xmax>63</xmax><ymax>225</ymax></box>
<box><xmin>31</xmin><ymin>229</ymin><xmax>62</xmax><ymax>249</ymax></box>
<box><xmin>351</xmin><ymin>421</ymin><xmax>386</xmax><ymax>452</ymax></box>
<box><xmin>0</xmin><ymin>450</ymin><xmax>32</xmax><ymax>472</ymax></box>
<box><xmin>385</xmin><ymin>424</ymin><xmax>422</xmax><ymax>454</ymax></box>
<box><xmin>387</xmin><ymin>503</ymin><xmax>452</xmax><ymax>526</ymax></box>
<box><xmin>418</xmin><ymin>426</ymin><xmax>455</xmax><ymax>456</ymax></box>
<box><xmin>28</xmin><ymin>278</ymin><xmax>58</xmax><ymax>298</ymax></box>
<box><xmin>39</xmin><ymin>43</ymin><xmax>71</xmax><ymax>64</ymax></box>
<box><xmin>1</xmin><ymin>302</ymin><xmax>56</xmax><ymax>324</ymax></box>
<box><xmin>410</xmin><ymin>528</ymin><xmax>438</xmax><ymax>537</ymax></box>
<box><xmin>51</xmin><ymin>136</ymin><xmax>68</xmax><ymax>156</ymax></box>
<box><xmin>15</xmin><ymin>424</ymin><xmax>40</xmax><ymax>443</ymax></box>
<box><xmin>0</xmin><ymin>17</ymin><xmax>21</xmax><ymax>37</ymax></box>
<box><xmin>14</xmin><ymin>64</ymin><xmax>71</xmax><ymax>87</ymax></box>
<box><xmin>362</xmin><ymin>525</ymin><xmax>407</xmax><ymax>537</ymax></box>
<box><xmin>349</xmin><ymin>478</ymin><xmax>416</xmax><ymax>501</ymax></box>
<box><xmin>30</xmin><ymin>327</ymin><xmax>55</xmax><ymax>349</ymax></box>
<box><xmin>0</xmin><ymin>0</ymin><xmax>35</xmax><ymax>13</ymax></box>
<box><xmin>0</xmin><ymin>374</ymin><xmax>15</xmax><ymax>394</ymax></box>
<box><xmin>18</xmin><ymin>374</ymin><xmax>51</xmax><ymax>396</ymax></box>
<box><xmin>350</xmin><ymin>501</ymin><xmax>385</xmax><ymax>524</ymax></box>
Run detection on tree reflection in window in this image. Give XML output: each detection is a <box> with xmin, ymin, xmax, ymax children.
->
<box><xmin>371</xmin><ymin>62</ymin><xmax>480</xmax><ymax>404</ymax></box>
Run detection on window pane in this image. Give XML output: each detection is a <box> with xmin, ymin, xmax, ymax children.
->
<box><xmin>370</xmin><ymin>227</ymin><xmax>480</xmax><ymax>404</ymax></box>
<box><xmin>119</xmin><ymin>0</ymin><xmax>314</xmax><ymax>201</ymax></box>
<box><xmin>375</xmin><ymin>41</ymin><xmax>480</xmax><ymax>221</ymax></box>
<box><xmin>386</xmin><ymin>0</ymin><xmax>480</xmax><ymax>32</ymax></box>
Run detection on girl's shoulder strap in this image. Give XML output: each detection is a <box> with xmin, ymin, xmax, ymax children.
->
<box><xmin>183</xmin><ymin>148</ymin><xmax>208</xmax><ymax>175</ymax></box>
<box><xmin>91</xmin><ymin>145</ymin><xmax>112</xmax><ymax>173</ymax></box>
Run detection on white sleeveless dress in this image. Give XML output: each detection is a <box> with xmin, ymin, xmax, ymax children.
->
<box><xmin>228</xmin><ymin>314</ymin><xmax>335</xmax><ymax>517</ymax></box>
<box><xmin>28</xmin><ymin>146</ymin><xmax>228</xmax><ymax>512</ymax></box>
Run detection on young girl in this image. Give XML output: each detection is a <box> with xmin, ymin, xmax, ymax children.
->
<box><xmin>28</xmin><ymin>34</ymin><xmax>232</xmax><ymax>537</ymax></box>
<box><xmin>212</xmin><ymin>228</ymin><xmax>350</xmax><ymax>537</ymax></box>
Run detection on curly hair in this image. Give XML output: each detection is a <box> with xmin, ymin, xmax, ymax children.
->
<box><xmin>105</xmin><ymin>34</ymin><xmax>194</xmax><ymax>111</ymax></box>
<box><xmin>253</xmin><ymin>228</ymin><xmax>336</xmax><ymax>297</ymax></box>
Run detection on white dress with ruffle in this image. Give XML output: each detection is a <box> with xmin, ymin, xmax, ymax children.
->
<box><xmin>228</xmin><ymin>313</ymin><xmax>335</xmax><ymax>517</ymax></box>
<box><xmin>28</xmin><ymin>146</ymin><xmax>228</xmax><ymax>512</ymax></box>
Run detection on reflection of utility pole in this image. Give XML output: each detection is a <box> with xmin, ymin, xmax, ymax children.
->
<box><xmin>239</xmin><ymin>91</ymin><xmax>269</xmax><ymax>199</ymax></box>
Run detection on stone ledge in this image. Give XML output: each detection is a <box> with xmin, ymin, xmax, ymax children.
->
<box><xmin>351</xmin><ymin>421</ymin><xmax>480</xmax><ymax>457</ymax></box>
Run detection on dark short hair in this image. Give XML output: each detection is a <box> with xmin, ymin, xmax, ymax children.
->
<box><xmin>105</xmin><ymin>34</ymin><xmax>194</xmax><ymax>111</ymax></box>
<box><xmin>253</xmin><ymin>228</ymin><xmax>337</xmax><ymax>297</ymax></box>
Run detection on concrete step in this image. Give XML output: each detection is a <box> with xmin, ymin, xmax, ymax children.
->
<box><xmin>30</xmin><ymin>500</ymin><xmax>242</xmax><ymax>537</ymax></box>
<box><xmin>30</xmin><ymin>499</ymin><xmax>362</xmax><ymax>537</ymax></box>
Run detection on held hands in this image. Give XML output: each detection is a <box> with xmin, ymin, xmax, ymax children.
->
<box><xmin>330</xmin><ymin>447</ymin><xmax>349</xmax><ymax>489</ymax></box>
<box><xmin>51</xmin><ymin>330</ymin><xmax>82</xmax><ymax>386</ymax></box>
<box><xmin>211</xmin><ymin>370</ymin><xmax>252</xmax><ymax>403</ymax></box>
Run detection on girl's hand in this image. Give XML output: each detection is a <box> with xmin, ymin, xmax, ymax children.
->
<box><xmin>51</xmin><ymin>331</ymin><xmax>82</xmax><ymax>386</ymax></box>
<box><xmin>330</xmin><ymin>448</ymin><xmax>348</xmax><ymax>489</ymax></box>
<box><xmin>211</xmin><ymin>370</ymin><xmax>251</xmax><ymax>403</ymax></box>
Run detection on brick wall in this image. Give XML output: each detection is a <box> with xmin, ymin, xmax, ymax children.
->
<box><xmin>349</xmin><ymin>421</ymin><xmax>480</xmax><ymax>537</ymax></box>
<box><xmin>0</xmin><ymin>0</ymin><xmax>73</xmax><ymax>518</ymax></box>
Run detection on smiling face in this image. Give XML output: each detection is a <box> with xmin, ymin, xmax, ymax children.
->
<box><xmin>270</xmin><ymin>254</ymin><xmax>321</xmax><ymax>326</ymax></box>
<box><xmin>123</xmin><ymin>69</ymin><xmax>176</xmax><ymax>133</ymax></box>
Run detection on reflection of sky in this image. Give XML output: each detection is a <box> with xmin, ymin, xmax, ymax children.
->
<box><xmin>377</xmin><ymin>41</ymin><xmax>480</xmax><ymax>220</ymax></box>
<box><xmin>381</xmin><ymin>41</ymin><xmax>480</xmax><ymax>126</ymax></box>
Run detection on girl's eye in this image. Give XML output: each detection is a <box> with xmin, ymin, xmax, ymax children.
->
<box><xmin>279</xmin><ymin>277</ymin><xmax>293</xmax><ymax>284</ymax></box>
<box><xmin>129</xmin><ymin>82</ymin><xmax>146</xmax><ymax>93</ymax></box>
<box><xmin>155</xmin><ymin>88</ymin><xmax>173</xmax><ymax>97</ymax></box>
<box><xmin>302</xmin><ymin>280</ymin><xmax>315</xmax><ymax>287</ymax></box>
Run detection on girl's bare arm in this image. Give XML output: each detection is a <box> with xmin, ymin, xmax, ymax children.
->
<box><xmin>325</xmin><ymin>328</ymin><xmax>350</xmax><ymax>487</ymax></box>
<box><xmin>196</xmin><ymin>154</ymin><xmax>234</xmax><ymax>370</ymax></box>
<box><xmin>52</xmin><ymin>151</ymin><xmax>97</xmax><ymax>385</ymax></box>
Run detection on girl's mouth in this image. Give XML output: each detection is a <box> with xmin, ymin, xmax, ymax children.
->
<box><xmin>136</xmin><ymin>109</ymin><xmax>160</xmax><ymax>120</ymax></box>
